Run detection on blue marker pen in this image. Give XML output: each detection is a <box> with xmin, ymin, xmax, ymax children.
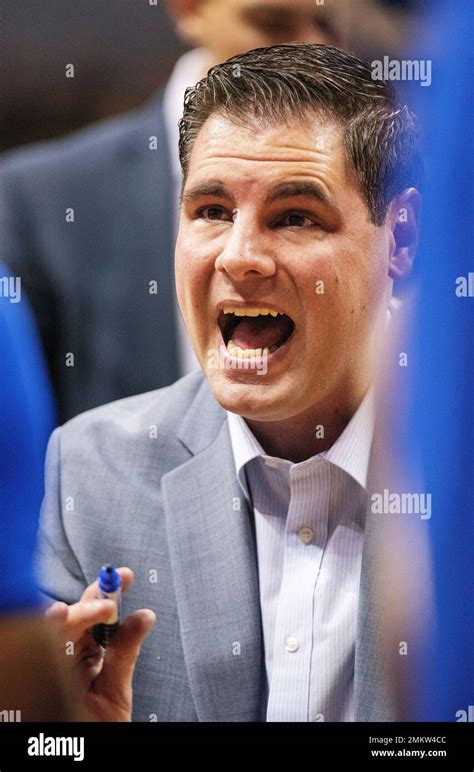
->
<box><xmin>92</xmin><ymin>564</ymin><xmax>121</xmax><ymax>648</ymax></box>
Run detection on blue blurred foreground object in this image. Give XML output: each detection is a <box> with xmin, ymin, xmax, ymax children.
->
<box><xmin>410</xmin><ymin>0</ymin><xmax>474</xmax><ymax>721</ymax></box>
<box><xmin>0</xmin><ymin>263</ymin><xmax>56</xmax><ymax>612</ymax></box>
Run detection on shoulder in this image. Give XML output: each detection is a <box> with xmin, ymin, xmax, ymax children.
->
<box><xmin>0</xmin><ymin>94</ymin><xmax>165</xmax><ymax>183</ymax></box>
<box><xmin>55</xmin><ymin>372</ymin><xmax>207</xmax><ymax>474</ymax></box>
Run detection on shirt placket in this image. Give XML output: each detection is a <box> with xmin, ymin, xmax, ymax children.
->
<box><xmin>266</xmin><ymin>459</ymin><xmax>330</xmax><ymax>721</ymax></box>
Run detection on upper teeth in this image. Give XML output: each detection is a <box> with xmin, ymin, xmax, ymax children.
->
<box><xmin>222</xmin><ymin>307</ymin><xmax>281</xmax><ymax>317</ymax></box>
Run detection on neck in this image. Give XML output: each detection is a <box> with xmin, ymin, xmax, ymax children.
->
<box><xmin>244</xmin><ymin>384</ymin><xmax>370</xmax><ymax>464</ymax></box>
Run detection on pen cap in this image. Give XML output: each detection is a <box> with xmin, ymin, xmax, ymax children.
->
<box><xmin>97</xmin><ymin>564</ymin><xmax>121</xmax><ymax>594</ymax></box>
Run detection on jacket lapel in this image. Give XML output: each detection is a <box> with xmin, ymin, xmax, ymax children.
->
<box><xmin>162</xmin><ymin>380</ymin><xmax>265</xmax><ymax>721</ymax></box>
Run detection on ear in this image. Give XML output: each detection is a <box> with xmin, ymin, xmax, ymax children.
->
<box><xmin>387</xmin><ymin>187</ymin><xmax>422</xmax><ymax>280</ymax></box>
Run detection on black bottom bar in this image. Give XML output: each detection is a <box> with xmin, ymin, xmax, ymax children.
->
<box><xmin>0</xmin><ymin>722</ymin><xmax>472</xmax><ymax>768</ymax></box>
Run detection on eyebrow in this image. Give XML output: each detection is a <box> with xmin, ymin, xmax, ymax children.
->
<box><xmin>181</xmin><ymin>182</ymin><xmax>230</xmax><ymax>204</ymax></box>
<box><xmin>265</xmin><ymin>182</ymin><xmax>340</xmax><ymax>215</ymax></box>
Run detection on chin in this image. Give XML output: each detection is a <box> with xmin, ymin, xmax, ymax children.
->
<box><xmin>206</xmin><ymin>370</ymin><xmax>293</xmax><ymax>422</ymax></box>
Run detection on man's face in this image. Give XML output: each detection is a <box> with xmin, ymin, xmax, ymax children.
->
<box><xmin>173</xmin><ymin>0</ymin><xmax>343</xmax><ymax>63</ymax></box>
<box><xmin>176</xmin><ymin>115</ymin><xmax>394</xmax><ymax>423</ymax></box>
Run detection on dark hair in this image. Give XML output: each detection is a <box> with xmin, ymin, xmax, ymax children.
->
<box><xmin>178</xmin><ymin>44</ymin><xmax>423</xmax><ymax>226</ymax></box>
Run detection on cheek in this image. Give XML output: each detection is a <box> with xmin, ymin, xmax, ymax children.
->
<box><xmin>351</xmin><ymin>234</ymin><xmax>392</xmax><ymax>319</ymax></box>
<box><xmin>176</xmin><ymin>226</ymin><xmax>205</xmax><ymax>279</ymax></box>
<box><xmin>292</xmin><ymin>246</ymin><xmax>346</xmax><ymax>319</ymax></box>
<box><xmin>175</xmin><ymin>229</ymin><xmax>215</xmax><ymax>329</ymax></box>
<box><xmin>174</xmin><ymin>235</ymin><xmax>189</xmax><ymax>308</ymax></box>
<box><xmin>175</xmin><ymin>233</ymin><xmax>199</xmax><ymax>315</ymax></box>
<box><xmin>296</xmin><ymin>238</ymin><xmax>386</xmax><ymax>332</ymax></box>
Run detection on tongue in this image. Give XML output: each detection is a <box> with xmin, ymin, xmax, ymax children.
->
<box><xmin>231</xmin><ymin>316</ymin><xmax>290</xmax><ymax>350</ymax></box>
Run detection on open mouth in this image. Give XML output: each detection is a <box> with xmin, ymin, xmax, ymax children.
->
<box><xmin>217</xmin><ymin>306</ymin><xmax>295</xmax><ymax>359</ymax></box>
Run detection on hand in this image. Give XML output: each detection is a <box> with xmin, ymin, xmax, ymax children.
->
<box><xmin>46</xmin><ymin>567</ymin><xmax>156</xmax><ymax>721</ymax></box>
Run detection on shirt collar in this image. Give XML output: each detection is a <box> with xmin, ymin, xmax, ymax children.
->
<box><xmin>322</xmin><ymin>386</ymin><xmax>375</xmax><ymax>489</ymax></box>
<box><xmin>227</xmin><ymin>385</ymin><xmax>375</xmax><ymax>495</ymax></box>
<box><xmin>162</xmin><ymin>48</ymin><xmax>211</xmax><ymax>182</ymax></box>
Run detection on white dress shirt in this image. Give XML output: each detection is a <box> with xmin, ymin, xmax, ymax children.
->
<box><xmin>227</xmin><ymin>389</ymin><xmax>375</xmax><ymax>721</ymax></box>
<box><xmin>163</xmin><ymin>49</ymin><xmax>210</xmax><ymax>377</ymax></box>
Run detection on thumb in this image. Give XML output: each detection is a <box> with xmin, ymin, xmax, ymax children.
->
<box><xmin>95</xmin><ymin>610</ymin><xmax>156</xmax><ymax>700</ymax></box>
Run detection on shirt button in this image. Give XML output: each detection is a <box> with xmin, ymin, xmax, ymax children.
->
<box><xmin>285</xmin><ymin>637</ymin><xmax>299</xmax><ymax>652</ymax></box>
<box><xmin>298</xmin><ymin>526</ymin><xmax>314</xmax><ymax>545</ymax></box>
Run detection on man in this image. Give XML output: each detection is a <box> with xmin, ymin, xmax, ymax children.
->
<box><xmin>0</xmin><ymin>1</ymin><xmax>342</xmax><ymax>422</ymax></box>
<box><xmin>37</xmin><ymin>43</ymin><xmax>423</xmax><ymax>722</ymax></box>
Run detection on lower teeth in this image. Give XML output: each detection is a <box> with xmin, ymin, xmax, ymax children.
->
<box><xmin>226</xmin><ymin>340</ymin><xmax>278</xmax><ymax>358</ymax></box>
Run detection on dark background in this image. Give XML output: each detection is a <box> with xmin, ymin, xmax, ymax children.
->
<box><xmin>1</xmin><ymin>0</ymin><xmax>186</xmax><ymax>151</ymax></box>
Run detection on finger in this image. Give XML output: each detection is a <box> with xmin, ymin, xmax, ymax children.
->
<box><xmin>52</xmin><ymin>599</ymin><xmax>117</xmax><ymax>644</ymax></box>
<box><xmin>81</xmin><ymin>567</ymin><xmax>134</xmax><ymax>602</ymax></box>
<box><xmin>67</xmin><ymin>598</ymin><xmax>116</xmax><ymax>629</ymax></box>
<box><xmin>95</xmin><ymin>610</ymin><xmax>156</xmax><ymax>696</ymax></box>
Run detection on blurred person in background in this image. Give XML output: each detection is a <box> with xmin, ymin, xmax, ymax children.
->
<box><xmin>0</xmin><ymin>0</ymin><xmax>346</xmax><ymax>424</ymax></box>
<box><xmin>1</xmin><ymin>0</ymin><xmax>423</xmax><ymax>153</ymax></box>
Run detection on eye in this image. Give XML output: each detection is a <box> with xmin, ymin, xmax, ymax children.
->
<box><xmin>277</xmin><ymin>212</ymin><xmax>318</xmax><ymax>228</ymax></box>
<box><xmin>197</xmin><ymin>206</ymin><xmax>232</xmax><ymax>222</ymax></box>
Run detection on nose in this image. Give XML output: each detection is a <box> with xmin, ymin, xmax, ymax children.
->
<box><xmin>215</xmin><ymin>220</ymin><xmax>276</xmax><ymax>283</ymax></box>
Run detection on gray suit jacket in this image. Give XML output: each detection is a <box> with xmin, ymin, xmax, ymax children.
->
<box><xmin>0</xmin><ymin>95</ymin><xmax>179</xmax><ymax>423</ymax></box>
<box><xmin>37</xmin><ymin>371</ymin><xmax>400</xmax><ymax>722</ymax></box>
